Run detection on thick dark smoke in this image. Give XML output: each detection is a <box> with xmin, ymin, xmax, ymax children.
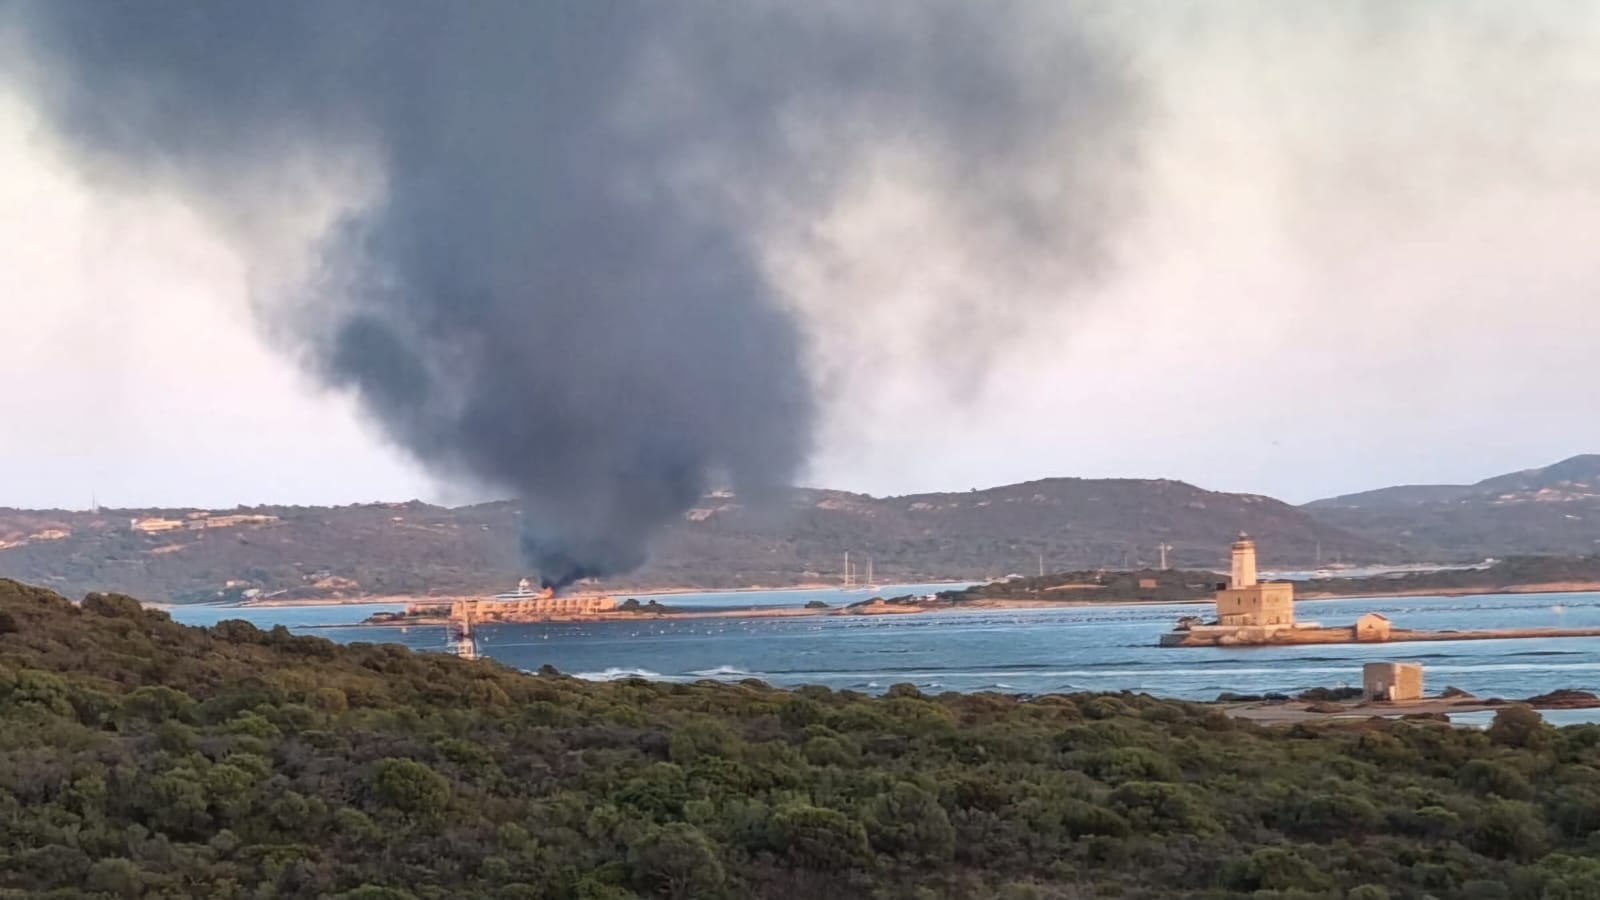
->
<box><xmin>3</xmin><ymin>2</ymin><xmax>1138</xmax><ymax>589</ymax></box>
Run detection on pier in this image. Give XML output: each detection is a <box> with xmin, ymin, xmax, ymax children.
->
<box><xmin>1164</xmin><ymin>624</ymin><xmax>1600</xmax><ymax>647</ymax></box>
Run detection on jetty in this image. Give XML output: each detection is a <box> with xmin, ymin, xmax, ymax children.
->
<box><xmin>1164</xmin><ymin>622</ymin><xmax>1600</xmax><ymax>648</ymax></box>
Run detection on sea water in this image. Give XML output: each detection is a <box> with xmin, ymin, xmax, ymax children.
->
<box><xmin>166</xmin><ymin>589</ymin><xmax>1600</xmax><ymax>703</ymax></box>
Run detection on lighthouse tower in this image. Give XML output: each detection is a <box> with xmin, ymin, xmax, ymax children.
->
<box><xmin>1231</xmin><ymin>534</ymin><xmax>1258</xmax><ymax>588</ymax></box>
<box><xmin>1214</xmin><ymin>533</ymin><xmax>1295</xmax><ymax>628</ymax></box>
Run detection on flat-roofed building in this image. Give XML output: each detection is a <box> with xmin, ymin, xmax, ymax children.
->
<box><xmin>1355</xmin><ymin>612</ymin><xmax>1393</xmax><ymax>642</ymax></box>
<box><xmin>1363</xmin><ymin>662</ymin><xmax>1423</xmax><ymax>701</ymax></box>
<box><xmin>451</xmin><ymin>594</ymin><xmax>616</xmax><ymax>623</ymax></box>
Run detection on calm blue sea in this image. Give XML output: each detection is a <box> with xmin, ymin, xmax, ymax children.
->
<box><xmin>166</xmin><ymin>588</ymin><xmax>1600</xmax><ymax>703</ymax></box>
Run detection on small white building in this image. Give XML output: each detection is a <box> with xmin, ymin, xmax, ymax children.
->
<box><xmin>1363</xmin><ymin>662</ymin><xmax>1423</xmax><ymax>701</ymax></box>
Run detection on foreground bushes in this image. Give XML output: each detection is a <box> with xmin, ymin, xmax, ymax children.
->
<box><xmin>1</xmin><ymin>578</ymin><xmax>1599</xmax><ymax>899</ymax></box>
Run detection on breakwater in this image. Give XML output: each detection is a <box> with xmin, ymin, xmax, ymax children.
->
<box><xmin>1162</xmin><ymin>624</ymin><xmax>1600</xmax><ymax>647</ymax></box>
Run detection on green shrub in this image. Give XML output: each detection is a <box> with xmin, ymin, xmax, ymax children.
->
<box><xmin>1470</xmin><ymin>800</ymin><xmax>1551</xmax><ymax>861</ymax></box>
<box><xmin>1488</xmin><ymin>706</ymin><xmax>1551</xmax><ymax>749</ymax></box>
<box><xmin>1221</xmin><ymin>847</ymin><xmax>1332</xmax><ymax>892</ymax></box>
<box><xmin>1108</xmin><ymin>781</ymin><xmax>1215</xmax><ymax>833</ymax></box>
<box><xmin>1079</xmin><ymin>746</ymin><xmax>1181</xmax><ymax>783</ymax></box>
<box><xmin>864</xmin><ymin>782</ymin><xmax>956</xmax><ymax>863</ymax></box>
<box><xmin>769</xmin><ymin>804</ymin><xmax>871</xmax><ymax>870</ymax></box>
<box><xmin>82</xmin><ymin>593</ymin><xmax>146</xmax><ymax>619</ymax></box>
<box><xmin>1459</xmin><ymin>758</ymin><xmax>1535</xmax><ymax>800</ymax></box>
<box><xmin>368</xmin><ymin>758</ymin><xmax>450</xmax><ymax>817</ymax></box>
<box><xmin>628</xmin><ymin>823</ymin><xmax>725</xmax><ymax>900</ymax></box>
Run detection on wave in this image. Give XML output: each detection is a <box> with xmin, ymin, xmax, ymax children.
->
<box><xmin>574</xmin><ymin>667</ymin><xmax>663</xmax><ymax>681</ymax></box>
<box><xmin>688</xmin><ymin>665</ymin><xmax>757</xmax><ymax>678</ymax></box>
<box><xmin>1504</xmin><ymin>649</ymin><xmax>1588</xmax><ymax>657</ymax></box>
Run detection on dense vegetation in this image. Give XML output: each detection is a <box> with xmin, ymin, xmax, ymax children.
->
<box><xmin>941</xmin><ymin>568</ymin><xmax>1220</xmax><ymax>604</ymax></box>
<box><xmin>5</xmin><ymin>577</ymin><xmax>1600</xmax><ymax>899</ymax></box>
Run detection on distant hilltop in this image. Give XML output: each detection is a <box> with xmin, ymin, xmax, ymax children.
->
<box><xmin>1</xmin><ymin>454</ymin><xmax>1595</xmax><ymax>602</ymax></box>
<box><xmin>1303</xmin><ymin>454</ymin><xmax>1600</xmax><ymax>559</ymax></box>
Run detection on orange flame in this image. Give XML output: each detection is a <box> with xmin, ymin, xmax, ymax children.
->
<box><xmin>541</xmin><ymin>586</ymin><xmax>555</xmax><ymax>600</ymax></box>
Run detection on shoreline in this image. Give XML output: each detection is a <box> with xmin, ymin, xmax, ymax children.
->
<box><xmin>1297</xmin><ymin>581</ymin><xmax>1600</xmax><ymax>600</ymax></box>
<box><xmin>161</xmin><ymin>581</ymin><xmax>1600</xmax><ymax>618</ymax></box>
<box><xmin>233</xmin><ymin>580</ymin><xmax>974</xmax><ymax>609</ymax></box>
<box><xmin>357</xmin><ymin>595</ymin><xmax>1211</xmax><ymax>627</ymax></box>
<box><xmin>1165</xmin><ymin>623</ymin><xmax>1600</xmax><ymax>648</ymax></box>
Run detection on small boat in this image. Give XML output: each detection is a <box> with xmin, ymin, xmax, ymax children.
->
<box><xmin>494</xmin><ymin>577</ymin><xmax>548</xmax><ymax>601</ymax></box>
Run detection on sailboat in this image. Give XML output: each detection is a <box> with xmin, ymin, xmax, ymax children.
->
<box><xmin>842</xmin><ymin>551</ymin><xmax>876</xmax><ymax>593</ymax></box>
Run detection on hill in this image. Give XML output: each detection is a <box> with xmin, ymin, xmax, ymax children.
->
<box><xmin>2</xmin><ymin>576</ymin><xmax>1598</xmax><ymax>898</ymax></box>
<box><xmin>1304</xmin><ymin>455</ymin><xmax>1600</xmax><ymax>559</ymax></box>
<box><xmin>0</xmin><ymin>478</ymin><xmax>1392</xmax><ymax>602</ymax></box>
<box><xmin>1294</xmin><ymin>555</ymin><xmax>1600</xmax><ymax>600</ymax></box>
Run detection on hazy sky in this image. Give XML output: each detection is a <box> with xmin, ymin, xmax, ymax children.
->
<box><xmin>4</xmin><ymin>2</ymin><xmax>1600</xmax><ymax>510</ymax></box>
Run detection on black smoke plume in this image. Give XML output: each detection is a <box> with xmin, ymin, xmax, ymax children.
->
<box><xmin>2</xmin><ymin>2</ymin><xmax>1138</xmax><ymax>590</ymax></box>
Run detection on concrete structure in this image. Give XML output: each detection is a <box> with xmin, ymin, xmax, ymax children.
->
<box><xmin>451</xmin><ymin>593</ymin><xmax>617</xmax><ymax>623</ymax></box>
<box><xmin>188</xmin><ymin>514</ymin><xmax>279</xmax><ymax>530</ymax></box>
<box><xmin>1213</xmin><ymin>535</ymin><xmax>1296</xmax><ymax>628</ymax></box>
<box><xmin>1363</xmin><ymin>662</ymin><xmax>1423</xmax><ymax>701</ymax></box>
<box><xmin>131</xmin><ymin>517</ymin><xmax>185</xmax><ymax>533</ymax></box>
<box><xmin>1355</xmin><ymin>613</ymin><xmax>1393</xmax><ymax>642</ymax></box>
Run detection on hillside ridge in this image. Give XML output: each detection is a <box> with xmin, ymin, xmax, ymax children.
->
<box><xmin>0</xmin><ymin>476</ymin><xmax>1389</xmax><ymax>602</ymax></box>
<box><xmin>1302</xmin><ymin>455</ymin><xmax>1600</xmax><ymax>560</ymax></box>
<box><xmin>1307</xmin><ymin>454</ymin><xmax>1600</xmax><ymax>509</ymax></box>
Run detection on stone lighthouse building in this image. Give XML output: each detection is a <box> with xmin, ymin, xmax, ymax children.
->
<box><xmin>1213</xmin><ymin>534</ymin><xmax>1295</xmax><ymax>628</ymax></box>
